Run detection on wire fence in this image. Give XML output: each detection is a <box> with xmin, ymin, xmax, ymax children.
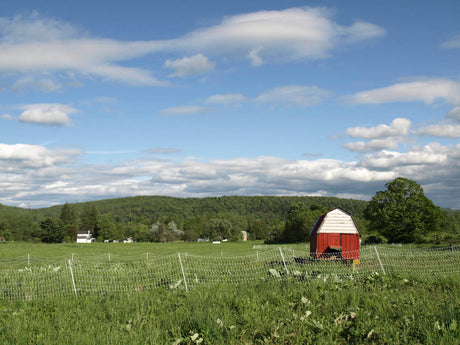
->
<box><xmin>0</xmin><ymin>245</ymin><xmax>458</xmax><ymax>301</ymax></box>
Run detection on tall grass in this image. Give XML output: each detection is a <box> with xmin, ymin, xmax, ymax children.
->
<box><xmin>0</xmin><ymin>275</ymin><xmax>458</xmax><ymax>344</ymax></box>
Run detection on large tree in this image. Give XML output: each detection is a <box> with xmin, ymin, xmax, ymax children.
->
<box><xmin>59</xmin><ymin>203</ymin><xmax>77</xmax><ymax>226</ymax></box>
<box><xmin>282</xmin><ymin>203</ymin><xmax>327</xmax><ymax>243</ymax></box>
<box><xmin>39</xmin><ymin>217</ymin><xmax>65</xmax><ymax>243</ymax></box>
<box><xmin>364</xmin><ymin>177</ymin><xmax>441</xmax><ymax>243</ymax></box>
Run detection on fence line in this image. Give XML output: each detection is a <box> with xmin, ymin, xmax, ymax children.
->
<box><xmin>0</xmin><ymin>246</ymin><xmax>458</xmax><ymax>301</ymax></box>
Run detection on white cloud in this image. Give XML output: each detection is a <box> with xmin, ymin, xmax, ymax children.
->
<box><xmin>0</xmin><ymin>143</ymin><xmax>80</xmax><ymax>169</ymax></box>
<box><xmin>446</xmin><ymin>107</ymin><xmax>460</xmax><ymax>122</ymax></box>
<box><xmin>0</xmin><ymin>14</ymin><xmax>166</xmax><ymax>86</ymax></box>
<box><xmin>164</xmin><ymin>54</ymin><xmax>215</xmax><ymax>77</ymax></box>
<box><xmin>205</xmin><ymin>93</ymin><xmax>247</xmax><ymax>104</ymax></box>
<box><xmin>359</xmin><ymin>143</ymin><xmax>450</xmax><ymax>170</ymax></box>
<box><xmin>145</xmin><ymin>148</ymin><xmax>181</xmax><ymax>154</ymax></box>
<box><xmin>94</xmin><ymin>97</ymin><xmax>118</xmax><ymax>104</ymax></box>
<box><xmin>344</xmin><ymin>118</ymin><xmax>411</xmax><ymax>152</ymax></box>
<box><xmin>19</xmin><ymin>103</ymin><xmax>78</xmax><ymax>126</ymax></box>
<box><xmin>0</xmin><ymin>12</ymin><xmax>78</xmax><ymax>43</ymax></box>
<box><xmin>11</xmin><ymin>76</ymin><xmax>61</xmax><ymax>93</ymax></box>
<box><xmin>415</xmin><ymin>124</ymin><xmax>460</xmax><ymax>139</ymax></box>
<box><xmin>255</xmin><ymin>85</ymin><xmax>330</xmax><ymax>107</ymax></box>
<box><xmin>247</xmin><ymin>47</ymin><xmax>263</xmax><ymax>66</ymax></box>
<box><xmin>2</xmin><ymin>142</ymin><xmax>460</xmax><ymax>208</ymax></box>
<box><xmin>346</xmin><ymin>118</ymin><xmax>411</xmax><ymax>139</ymax></box>
<box><xmin>160</xmin><ymin>105</ymin><xmax>214</xmax><ymax>115</ymax></box>
<box><xmin>174</xmin><ymin>7</ymin><xmax>385</xmax><ymax>64</ymax></box>
<box><xmin>349</xmin><ymin>78</ymin><xmax>460</xmax><ymax>106</ymax></box>
<box><xmin>1</xmin><ymin>114</ymin><xmax>13</xmax><ymax>120</ymax></box>
<box><xmin>0</xmin><ymin>8</ymin><xmax>385</xmax><ymax>87</ymax></box>
<box><xmin>440</xmin><ymin>34</ymin><xmax>460</xmax><ymax>49</ymax></box>
<box><xmin>344</xmin><ymin>138</ymin><xmax>400</xmax><ymax>152</ymax></box>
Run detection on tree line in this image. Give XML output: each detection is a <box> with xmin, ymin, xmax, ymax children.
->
<box><xmin>1</xmin><ymin>178</ymin><xmax>459</xmax><ymax>244</ymax></box>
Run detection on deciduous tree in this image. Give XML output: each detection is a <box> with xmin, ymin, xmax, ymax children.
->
<box><xmin>364</xmin><ymin>177</ymin><xmax>442</xmax><ymax>243</ymax></box>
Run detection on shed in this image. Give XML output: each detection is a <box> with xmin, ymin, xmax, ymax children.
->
<box><xmin>309</xmin><ymin>208</ymin><xmax>360</xmax><ymax>260</ymax></box>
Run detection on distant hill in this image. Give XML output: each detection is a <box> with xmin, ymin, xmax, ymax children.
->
<box><xmin>25</xmin><ymin>195</ymin><xmax>369</xmax><ymax>223</ymax></box>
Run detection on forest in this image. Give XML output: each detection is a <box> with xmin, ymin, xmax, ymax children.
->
<box><xmin>1</xmin><ymin>193</ymin><xmax>459</xmax><ymax>244</ymax></box>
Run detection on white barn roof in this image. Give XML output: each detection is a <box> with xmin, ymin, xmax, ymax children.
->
<box><xmin>310</xmin><ymin>208</ymin><xmax>360</xmax><ymax>235</ymax></box>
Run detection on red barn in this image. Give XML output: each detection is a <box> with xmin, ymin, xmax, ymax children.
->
<box><xmin>309</xmin><ymin>208</ymin><xmax>360</xmax><ymax>260</ymax></box>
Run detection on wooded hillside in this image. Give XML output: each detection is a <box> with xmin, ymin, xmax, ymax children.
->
<box><xmin>0</xmin><ymin>195</ymin><xmax>459</xmax><ymax>244</ymax></box>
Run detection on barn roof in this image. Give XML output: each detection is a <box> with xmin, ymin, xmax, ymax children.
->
<box><xmin>310</xmin><ymin>208</ymin><xmax>360</xmax><ymax>236</ymax></box>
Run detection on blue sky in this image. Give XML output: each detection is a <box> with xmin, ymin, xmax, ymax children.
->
<box><xmin>1</xmin><ymin>0</ymin><xmax>460</xmax><ymax>208</ymax></box>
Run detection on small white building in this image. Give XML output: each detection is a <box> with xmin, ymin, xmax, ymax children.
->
<box><xmin>76</xmin><ymin>230</ymin><xmax>95</xmax><ymax>243</ymax></box>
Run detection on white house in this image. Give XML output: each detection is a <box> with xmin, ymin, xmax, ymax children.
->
<box><xmin>76</xmin><ymin>230</ymin><xmax>95</xmax><ymax>243</ymax></box>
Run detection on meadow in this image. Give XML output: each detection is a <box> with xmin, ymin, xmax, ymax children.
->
<box><xmin>0</xmin><ymin>242</ymin><xmax>459</xmax><ymax>344</ymax></box>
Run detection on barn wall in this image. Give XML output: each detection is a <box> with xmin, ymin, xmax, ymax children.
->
<box><xmin>341</xmin><ymin>234</ymin><xmax>360</xmax><ymax>259</ymax></box>
<box><xmin>316</xmin><ymin>233</ymin><xmax>341</xmax><ymax>257</ymax></box>
<box><xmin>313</xmin><ymin>233</ymin><xmax>360</xmax><ymax>260</ymax></box>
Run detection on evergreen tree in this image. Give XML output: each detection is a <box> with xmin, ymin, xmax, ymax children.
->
<box><xmin>39</xmin><ymin>218</ymin><xmax>64</xmax><ymax>243</ymax></box>
<box><xmin>80</xmin><ymin>205</ymin><xmax>99</xmax><ymax>237</ymax></box>
<box><xmin>59</xmin><ymin>203</ymin><xmax>76</xmax><ymax>226</ymax></box>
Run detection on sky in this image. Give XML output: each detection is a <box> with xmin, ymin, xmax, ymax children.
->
<box><xmin>1</xmin><ymin>0</ymin><xmax>460</xmax><ymax>209</ymax></box>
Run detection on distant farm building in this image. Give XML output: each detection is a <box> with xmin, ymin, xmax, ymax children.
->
<box><xmin>76</xmin><ymin>230</ymin><xmax>95</xmax><ymax>243</ymax></box>
<box><xmin>310</xmin><ymin>208</ymin><xmax>360</xmax><ymax>260</ymax></box>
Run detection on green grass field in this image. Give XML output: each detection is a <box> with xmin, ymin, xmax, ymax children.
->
<box><xmin>0</xmin><ymin>242</ymin><xmax>459</xmax><ymax>344</ymax></box>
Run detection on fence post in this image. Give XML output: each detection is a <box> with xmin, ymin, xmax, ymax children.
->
<box><xmin>68</xmin><ymin>259</ymin><xmax>77</xmax><ymax>297</ymax></box>
<box><xmin>28</xmin><ymin>254</ymin><xmax>30</xmax><ymax>266</ymax></box>
<box><xmin>373</xmin><ymin>246</ymin><xmax>386</xmax><ymax>275</ymax></box>
<box><xmin>279</xmin><ymin>247</ymin><xmax>289</xmax><ymax>275</ymax></box>
<box><xmin>108</xmin><ymin>252</ymin><xmax>111</xmax><ymax>262</ymax></box>
<box><xmin>178</xmin><ymin>253</ymin><xmax>189</xmax><ymax>292</ymax></box>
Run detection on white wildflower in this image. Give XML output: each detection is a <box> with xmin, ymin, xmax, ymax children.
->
<box><xmin>300</xmin><ymin>310</ymin><xmax>312</xmax><ymax>322</ymax></box>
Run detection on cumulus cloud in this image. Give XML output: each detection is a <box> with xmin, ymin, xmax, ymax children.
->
<box><xmin>2</xmin><ymin>142</ymin><xmax>460</xmax><ymax>208</ymax></box>
<box><xmin>359</xmin><ymin>143</ymin><xmax>450</xmax><ymax>170</ymax></box>
<box><xmin>347</xmin><ymin>118</ymin><xmax>411</xmax><ymax>139</ymax></box>
<box><xmin>0</xmin><ymin>8</ymin><xmax>385</xmax><ymax>87</ymax></box>
<box><xmin>344</xmin><ymin>138</ymin><xmax>400</xmax><ymax>153</ymax></box>
<box><xmin>415</xmin><ymin>124</ymin><xmax>460</xmax><ymax>139</ymax></box>
<box><xmin>159</xmin><ymin>105</ymin><xmax>214</xmax><ymax>115</ymax></box>
<box><xmin>19</xmin><ymin>103</ymin><xmax>78</xmax><ymax>126</ymax></box>
<box><xmin>440</xmin><ymin>34</ymin><xmax>460</xmax><ymax>49</ymax></box>
<box><xmin>164</xmin><ymin>54</ymin><xmax>215</xmax><ymax>77</ymax></box>
<box><xmin>255</xmin><ymin>85</ymin><xmax>330</xmax><ymax>107</ymax></box>
<box><xmin>349</xmin><ymin>78</ymin><xmax>460</xmax><ymax>106</ymax></box>
<box><xmin>344</xmin><ymin>118</ymin><xmax>411</xmax><ymax>152</ymax></box>
<box><xmin>0</xmin><ymin>143</ymin><xmax>80</xmax><ymax>169</ymax></box>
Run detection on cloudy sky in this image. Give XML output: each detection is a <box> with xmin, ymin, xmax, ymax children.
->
<box><xmin>1</xmin><ymin>0</ymin><xmax>460</xmax><ymax>209</ymax></box>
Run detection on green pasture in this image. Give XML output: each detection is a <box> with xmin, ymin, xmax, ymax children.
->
<box><xmin>0</xmin><ymin>241</ymin><xmax>311</xmax><ymax>259</ymax></box>
<box><xmin>0</xmin><ymin>242</ymin><xmax>459</xmax><ymax>344</ymax></box>
<box><xmin>0</xmin><ymin>276</ymin><xmax>458</xmax><ymax>344</ymax></box>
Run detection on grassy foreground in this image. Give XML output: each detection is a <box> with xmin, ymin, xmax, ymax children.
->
<box><xmin>0</xmin><ymin>274</ymin><xmax>458</xmax><ymax>345</ymax></box>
